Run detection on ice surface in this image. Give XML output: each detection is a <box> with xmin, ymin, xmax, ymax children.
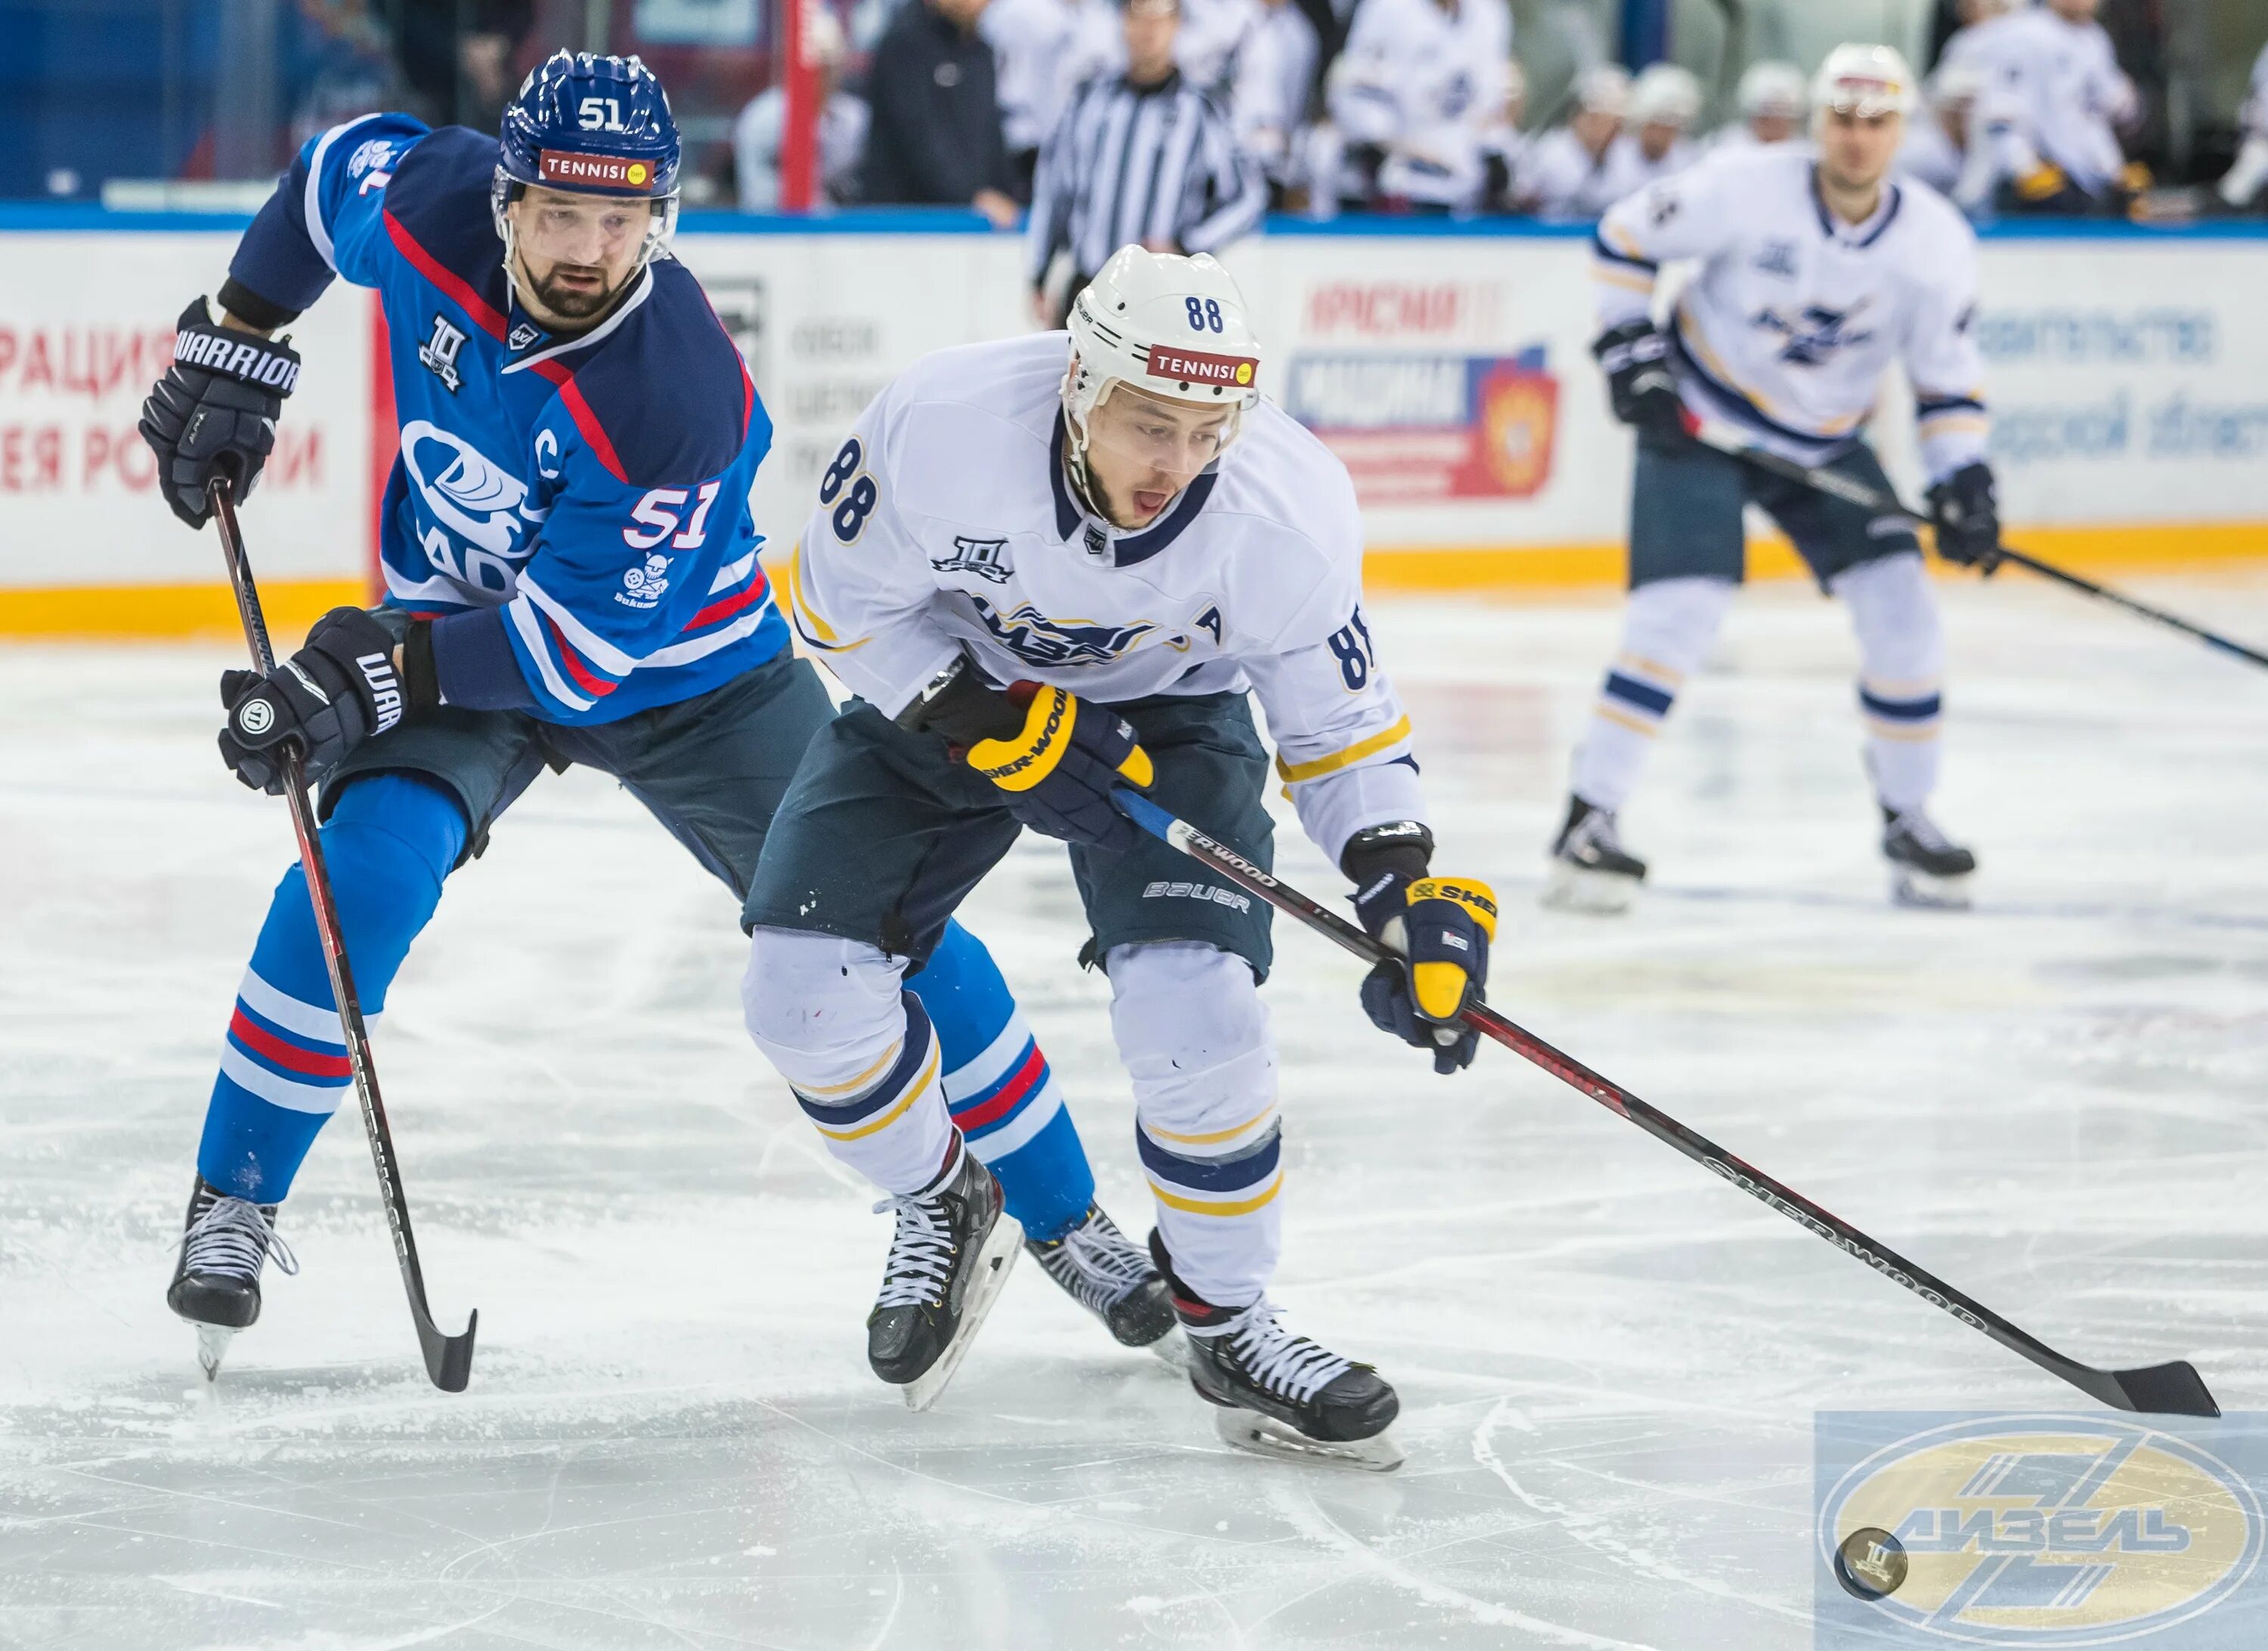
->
<box><xmin>4</xmin><ymin>574</ymin><xmax>2267</xmax><ymax>1649</ymax></box>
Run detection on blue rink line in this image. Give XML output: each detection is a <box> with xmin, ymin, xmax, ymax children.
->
<box><xmin>5</xmin><ymin>201</ymin><xmax>2267</xmax><ymax>240</ymax></box>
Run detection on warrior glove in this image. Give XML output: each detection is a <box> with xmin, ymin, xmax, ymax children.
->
<box><xmin>140</xmin><ymin>299</ymin><xmax>303</xmax><ymax>529</ymax></box>
<box><xmin>1926</xmin><ymin>461</ymin><xmax>2002</xmax><ymax>575</ymax></box>
<box><xmin>219</xmin><ymin>607</ymin><xmax>432</xmax><ymax>795</ymax></box>
<box><xmin>1345</xmin><ymin>823</ymin><xmax>1498</xmax><ymax>1075</ymax></box>
<box><xmin>903</xmin><ymin>660</ymin><xmax>1154</xmax><ymax>853</ymax></box>
<box><xmin>1591</xmin><ymin>319</ymin><xmax>1685</xmax><ymax>438</ymax></box>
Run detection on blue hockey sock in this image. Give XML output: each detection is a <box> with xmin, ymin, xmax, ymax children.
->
<box><xmin>914</xmin><ymin>920</ymin><xmax>1096</xmax><ymax>1243</ymax></box>
<box><xmin>196</xmin><ymin>774</ymin><xmax>466</xmax><ymax>1203</ymax></box>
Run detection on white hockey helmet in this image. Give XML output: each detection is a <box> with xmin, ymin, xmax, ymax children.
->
<box><xmin>1812</xmin><ymin>43</ymin><xmax>1919</xmax><ymax>121</ymax></box>
<box><xmin>1572</xmin><ymin>64</ymin><xmax>1631</xmax><ymax>119</ymax></box>
<box><xmin>1631</xmin><ymin>64</ymin><xmax>1703</xmax><ymax>129</ymax></box>
<box><xmin>1062</xmin><ymin>246</ymin><xmax>1263</xmax><ymax>496</ymax></box>
<box><xmin>1738</xmin><ymin>60</ymin><xmax>1809</xmax><ymax>122</ymax></box>
<box><xmin>1929</xmin><ymin>60</ymin><xmax>1985</xmax><ymax>112</ymax></box>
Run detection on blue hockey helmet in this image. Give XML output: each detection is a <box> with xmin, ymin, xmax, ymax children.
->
<box><xmin>492</xmin><ymin>51</ymin><xmax>681</xmax><ymax>263</ymax></box>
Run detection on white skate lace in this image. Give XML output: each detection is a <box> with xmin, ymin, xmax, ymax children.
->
<box><xmin>1037</xmin><ymin>1210</ymin><xmax>1151</xmax><ymax>1309</ymax></box>
<box><xmin>180</xmin><ymin>1195</ymin><xmax>299</xmax><ymax>1284</ymax></box>
<box><xmin>1569</xmin><ymin>808</ymin><xmax>1625</xmax><ymax>861</ymax></box>
<box><xmin>1222</xmin><ymin>1301</ymin><xmax>1351</xmax><ymax>1405</ymax></box>
<box><xmin>871</xmin><ymin>1191</ymin><xmax>958</xmax><ymax>1310</ymax></box>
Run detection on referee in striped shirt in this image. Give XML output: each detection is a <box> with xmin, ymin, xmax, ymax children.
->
<box><xmin>1027</xmin><ymin>0</ymin><xmax>1267</xmax><ymax>326</ymax></box>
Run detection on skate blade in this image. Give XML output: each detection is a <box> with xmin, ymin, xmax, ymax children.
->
<box><xmin>1541</xmin><ymin>862</ymin><xmax>1638</xmax><ymax>915</ymax></box>
<box><xmin>1212</xmin><ymin>1406</ymin><xmax>1405</xmax><ymax>1473</ymax></box>
<box><xmin>901</xmin><ymin>1213</ymin><xmax>1024</xmax><ymax>1413</ymax></box>
<box><xmin>1891</xmin><ymin>867</ymin><xmax>1972</xmax><ymax>911</ymax></box>
<box><xmin>194</xmin><ymin>1324</ymin><xmax>236</xmax><ymax>1383</ymax></box>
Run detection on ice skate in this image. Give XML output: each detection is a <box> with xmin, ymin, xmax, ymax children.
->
<box><xmin>1543</xmin><ymin>795</ymin><xmax>1647</xmax><ymax>914</ymax></box>
<box><xmin>1026</xmin><ymin>1202</ymin><xmax>1178</xmax><ymax>1356</ymax></box>
<box><xmin>868</xmin><ymin>1140</ymin><xmax>1022</xmax><ymax>1411</ymax></box>
<box><xmin>166</xmin><ymin>1176</ymin><xmax>298</xmax><ymax>1380</ymax></box>
<box><xmin>1882</xmin><ymin>806</ymin><xmax>1975</xmax><ymax>910</ymax></box>
<box><xmin>1151</xmin><ymin>1231</ymin><xmax>1402</xmax><ymax>1471</ymax></box>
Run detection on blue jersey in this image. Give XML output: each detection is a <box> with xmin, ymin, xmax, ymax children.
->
<box><xmin>228</xmin><ymin>115</ymin><xmax>789</xmax><ymax>724</ymax></box>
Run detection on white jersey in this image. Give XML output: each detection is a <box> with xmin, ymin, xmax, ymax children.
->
<box><xmin>1592</xmin><ymin>147</ymin><xmax>1989</xmax><ymax>481</ymax></box>
<box><xmin>784</xmin><ymin>333</ymin><xmax>1427</xmax><ymax>862</ymax></box>
<box><xmin>1969</xmin><ymin>7</ymin><xmax>2135</xmax><ymax>197</ymax></box>
<box><xmin>1707</xmin><ymin>124</ymin><xmax>1796</xmax><ymax>160</ymax></box>
<box><xmin>1606</xmin><ymin>131</ymin><xmax>1699</xmax><ymax>192</ymax></box>
<box><xmin>1061</xmin><ymin>0</ymin><xmax>1288</xmax><ymax>148</ymax></box>
<box><xmin>1518</xmin><ymin>126</ymin><xmax>1646</xmax><ymax>219</ymax></box>
<box><xmin>1330</xmin><ymin>0</ymin><xmax>1513</xmax><ymax>209</ymax></box>
<box><xmin>2219</xmin><ymin>44</ymin><xmax>2268</xmax><ymax>207</ymax></box>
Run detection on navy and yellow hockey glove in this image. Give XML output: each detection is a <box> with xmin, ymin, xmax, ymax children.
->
<box><xmin>218</xmin><ymin>607</ymin><xmax>424</xmax><ymax>794</ymax></box>
<box><xmin>1591</xmin><ymin>319</ymin><xmax>1685</xmax><ymax>438</ymax></box>
<box><xmin>1346</xmin><ymin>823</ymin><xmax>1498</xmax><ymax>1075</ymax></box>
<box><xmin>963</xmin><ymin>683</ymin><xmax>1154</xmax><ymax>854</ymax></box>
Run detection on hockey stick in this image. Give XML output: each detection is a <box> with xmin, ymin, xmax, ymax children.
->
<box><xmin>1684</xmin><ymin>417</ymin><xmax>2268</xmax><ymax>672</ymax></box>
<box><xmin>1111</xmin><ymin>786</ymin><xmax>2219</xmax><ymax>1417</ymax></box>
<box><xmin>208</xmin><ymin>479</ymin><xmax>478</xmax><ymax>1392</ymax></box>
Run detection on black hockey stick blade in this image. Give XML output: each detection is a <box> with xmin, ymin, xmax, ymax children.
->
<box><xmin>1111</xmin><ymin>788</ymin><xmax>2221</xmax><ymax>1419</ymax></box>
<box><xmin>418</xmin><ymin>1306</ymin><xmax>479</xmax><ymax>1394</ymax></box>
<box><xmin>2096</xmin><ymin>1359</ymin><xmax>2219</xmax><ymax>1419</ymax></box>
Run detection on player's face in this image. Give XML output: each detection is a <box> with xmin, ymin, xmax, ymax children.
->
<box><xmin>1083</xmin><ymin>384</ymin><xmax>1235</xmax><ymax>528</ymax></box>
<box><xmin>1637</xmin><ymin>119</ymin><xmax>1682</xmax><ymax>161</ymax></box>
<box><xmin>508</xmin><ymin>187</ymin><xmax>652</xmax><ymax>324</ymax></box>
<box><xmin>2047</xmin><ymin>0</ymin><xmax>2096</xmax><ymax>19</ymax></box>
<box><xmin>1570</xmin><ymin>107</ymin><xmax>1619</xmax><ymax>156</ymax></box>
<box><xmin>1817</xmin><ymin>108</ymin><xmax>1903</xmax><ymax>192</ymax></box>
<box><xmin>1122</xmin><ymin>4</ymin><xmax>1177</xmax><ymax>79</ymax></box>
<box><xmin>1751</xmin><ymin>112</ymin><xmax>1797</xmax><ymax>144</ymax></box>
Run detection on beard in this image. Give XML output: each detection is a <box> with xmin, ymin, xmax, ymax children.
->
<box><xmin>526</xmin><ymin>262</ymin><xmax>621</xmax><ymax>322</ymax></box>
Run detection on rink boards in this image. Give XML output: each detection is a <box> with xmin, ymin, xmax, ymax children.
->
<box><xmin>2</xmin><ymin>208</ymin><xmax>2266</xmax><ymax>634</ymax></box>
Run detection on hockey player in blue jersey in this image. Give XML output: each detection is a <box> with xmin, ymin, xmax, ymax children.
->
<box><xmin>138</xmin><ymin>51</ymin><xmax>1171</xmax><ymax>1386</ymax></box>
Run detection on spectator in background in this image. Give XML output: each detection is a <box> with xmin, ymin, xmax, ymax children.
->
<box><xmin>1027</xmin><ymin>0</ymin><xmax>1265</xmax><ymax>322</ymax></box>
<box><xmin>392</xmin><ymin>0</ymin><xmax>533</xmax><ymax>130</ymax></box>
<box><xmin>1970</xmin><ymin>0</ymin><xmax>2140</xmax><ymax>214</ymax></box>
<box><xmin>1313</xmin><ymin>0</ymin><xmax>1511</xmax><ymax>216</ymax></box>
<box><xmin>1615</xmin><ymin>62</ymin><xmax>1701</xmax><ymax>188</ymax></box>
<box><xmin>985</xmin><ymin>0</ymin><xmax>1088</xmax><ymax>195</ymax></box>
<box><xmin>733</xmin><ymin>10</ymin><xmax>870</xmax><ymax>209</ymax></box>
<box><xmin>1712</xmin><ymin>60</ymin><xmax>1805</xmax><ymax>156</ymax></box>
<box><xmin>860</xmin><ymin>0</ymin><xmax>1022</xmax><ymax>225</ymax></box>
<box><xmin>2217</xmin><ymin>40</ymin><xmax>2268</xmax><ymax>209</ymax></box>
<box><xmin>1516</xmin><ymin>62</ymin><xmax>1632</xmax><ymax>218</ymax></box>
<box><xmin>1901</xmin><ymin>60</ymin><xmax>1989</xmax><ymax>208</ymax></box>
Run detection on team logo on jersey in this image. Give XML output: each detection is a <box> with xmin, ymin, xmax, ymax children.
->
<box><xmin>400</xmin><ymin>422</ymin><xmax>533</xmax><ymax>594</ymax></box>
<box><xmin>617</xmin><ymin>553</ymin><xmax>671</xmax><ymax>610</ymax></box>
<box><xmin>418</xmin><ymin>314</ymin><xmax>467</xmax><ymax>393</ymax></box>
<box><xmin>931</xmin><ymin>536</ymin><xmax>1013</xmax><ymax>584</ymax></box>
<box><xmin>1753</xmin><ymin>239</ymin><xmax>1799</xmax><ymax>278</ymax></box>
<box><xmin>1752</xmin><ymin>302</ymin><xmax>1876</xmax><ymax>367</ymax></box>
<box><xmin>968</xmin><ymin>596</ymin><xmax>1156</xmax><ymax>668</ymax></box>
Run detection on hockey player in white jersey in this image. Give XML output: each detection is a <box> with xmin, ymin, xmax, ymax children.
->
<box><xmin>1554</xmin><ymin>44</ymin><xmax>1999</xmax><ymax>912</ymax></box>
<box><xmin>1517</xmin><ymin>64</ymin><xmax>1637</xmax><ymax>219</ymax></box>
<box><xmin>738</xmin><ymin>246</ymin><xmax>1497</xmax><ymax>1462</ymax></box>
<box><xmin>1712</xmin><ymin>60</ymin><xmax>1806</xmax><ymax>156</ymax></box>
<box><xmin>1321</xmin><ymin>0</ymin><xmax>1514</xmax><ymax>213</ymax></box>
<box><xmin>1966</xmin><ymin>0</ymin><xmax>2141</xmax><ymax>214</ymax></box>
<box><xmin>1611</xmin><ymin>63</ymin><xmax>1703</xmax><ymax>189</ymax></box>
<box><xmin>2216</xmin><ymin>42</ymin><xmax>2268</xmax><ymax>211</ymax></box>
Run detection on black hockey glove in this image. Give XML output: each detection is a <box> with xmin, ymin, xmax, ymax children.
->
<box><xmin>902</xmin><ymin>658</ymin><xmax>1155</xmax><ymax>854</ymax></box>
<box><xmin>1926</xmin><ymin>461</ymin><xmax>2002</xmax><ymax>575</ymax></box>
<box><xmin>218</xmin><ymin>607</ymin><xmax>429</xmax><ymax>795</ymax></box>
<box><xmin>1591</xmin><ymin>319</ymin><xmax>1685</xmax><ymax>438</ymax></box>
<box><xmin>1345</xmin><ymin>823</ymin><xmax>1497</xmax><ymax>1075</ymax></box>
<box><xmin>139</xmin><ymin>298</ymin><xmax>302</xmax><ymax>530</ymax></box>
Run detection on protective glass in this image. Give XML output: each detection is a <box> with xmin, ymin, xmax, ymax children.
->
<box><xmin>1081</xmin><ymin>383</ymin><xmax>1241</xmax><ymax>483</ymax></box>
<box><xmin>513</xmin><ymin>193</ymin><xmax>668</xmax><ymax>270</ymax></box>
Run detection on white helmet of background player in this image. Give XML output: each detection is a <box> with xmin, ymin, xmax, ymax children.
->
<box><xmin>1812</xmin><ymin>43</ymin><xmax>1919</xmax><ymax>123</ymax></box>
<box><xmin>1061</xmin><ymin>245</ymin><xmax>1263</xmax><ymax>503</ymax></box>
<box><xmin>1631</xmin><ymin>64</ymin><xmax>1703</xmax><ymax>130</ymax></box>
<box><xmin>1738</xmin><ymin>60</ymin><xmax>1809</xmax><ymax>124</ymax></box>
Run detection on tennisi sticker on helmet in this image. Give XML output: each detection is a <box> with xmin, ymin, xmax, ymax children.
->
<box><xmin>1144</xmin><ymin>345</ymin><xmax>1259</xmax><ymax>391</ymax></box>
<box><xmin>536</xmin><ymin>150</ymin><xmax>660</xmax><ymax>191</ymax></box>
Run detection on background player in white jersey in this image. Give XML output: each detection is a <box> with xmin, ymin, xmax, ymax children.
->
<box><xmin>737</xmin><ymin>247</ymin><xmax>1497</xmax><ymax>1461</ymax></box>
<box><xmin>2217</xmin><ymin>41</ymin><xmax>2268</xmax><ymax>211</ymax></box>
<box><xmin>1712</xmin><ymin>61</ymin><xmax>1806</xmax><ymax>156</ymax></box>
<box><xmin>1517</xmin><ymin>64</ymin><xmax>1635</xmax><ymax>218</ymax></box>
<box><xmin>1898</xmin><ymin>61</ymin><xmax>1990</xmax><ymax>209</ymax></box>
<box><xmin>1556</xmin><ymin>44</ymin><xmax>2000</xmax><ymax>912</ymax></box>
<box><xmin>1319</xmin><ymin>0</ymin><xmax>1513</xmax><ymax>214</ymax></box>
<box><xmin>1968</xmin><ymin>0</ymin><xmax>2141</xmax><ymax>215</ymax></box>
<box><xmin>1613</xmin><ymin>63</ymin><xmax>1703</xmax><ymax>188</ymax></box>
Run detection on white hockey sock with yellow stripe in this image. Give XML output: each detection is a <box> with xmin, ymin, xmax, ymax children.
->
<box><xmin>1108</xmin><ymin>942</ymin><xmax>1281</xmax><ymax>1310</ymax></box>
<box><xmin>743</xmin><ymin>929</ymin><xmax>959</xmax><ymax>1196</ymax></box>
<box><xmin>1569</xmin><ymin>575</ymin><xmax>1735</xmax><ymax>812</ymax></box>
<box><xmin>1834</xmin><ymin>552</ymin><xmax>1944</xmax><ymax>813</ymax></box>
